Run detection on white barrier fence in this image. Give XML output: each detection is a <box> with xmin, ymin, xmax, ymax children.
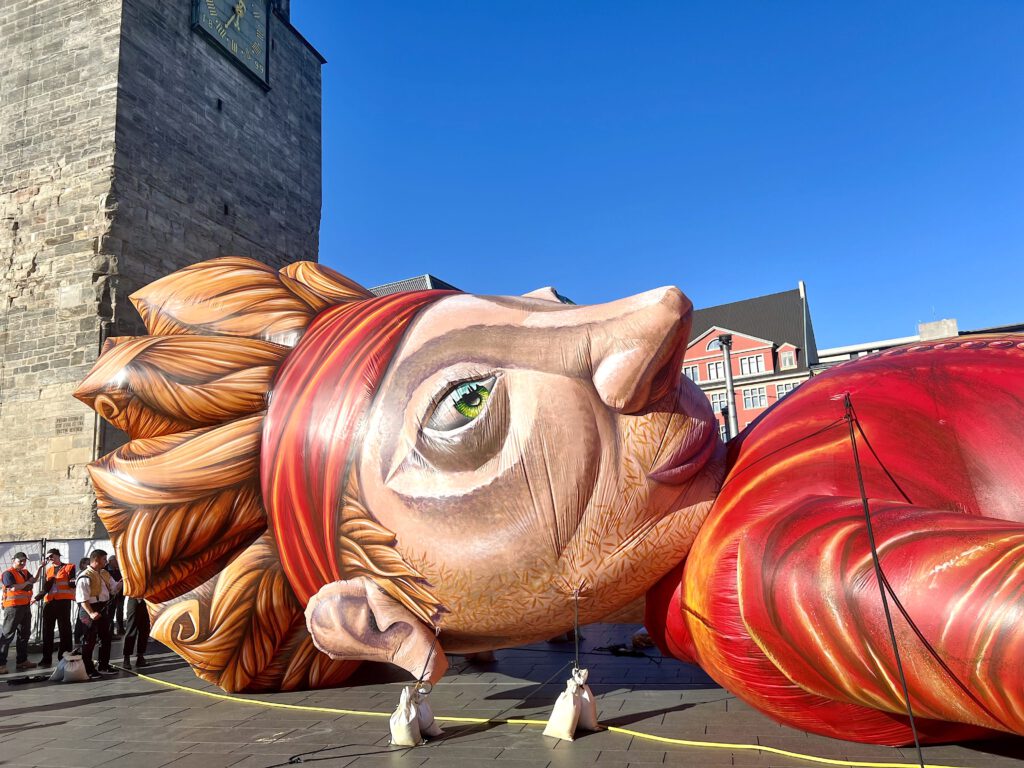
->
<box><xmin>1</xmin><ymin>538</ymin><xmax>114</xmax><ymax>645</ymax></box>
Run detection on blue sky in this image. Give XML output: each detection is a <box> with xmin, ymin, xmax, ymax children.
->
<box><xmin>290</xmin><ymin>2</ymin><xmax>1023</xmax><ymax>348</ymax></box>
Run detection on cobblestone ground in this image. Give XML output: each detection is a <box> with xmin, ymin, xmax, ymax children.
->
<box><xmin>1</xmin><ymin>624</ymin><xmax>1021</xmax><ymax>768</ymax></box>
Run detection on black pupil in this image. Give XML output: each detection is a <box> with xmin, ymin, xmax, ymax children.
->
<box><xmin>460</xmin><ymin>389</ymin><xmax>482</xmax><ymax>408</ymax></box>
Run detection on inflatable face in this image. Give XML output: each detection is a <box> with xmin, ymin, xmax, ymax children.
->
<box><xmin>76</xmin><ymin>258</ymin><xmax>723</xmax><ymax>692</ymax></box>
<box><xmin>353</xmin><ymin>290</ymin><xmax>723</xmax><ymax>647</ymax></box>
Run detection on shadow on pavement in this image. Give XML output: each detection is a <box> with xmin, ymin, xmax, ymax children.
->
<box><xmin>0</xmin><ymin>689</ymin><xmax>162</xmax><ymax>715</ymax></box>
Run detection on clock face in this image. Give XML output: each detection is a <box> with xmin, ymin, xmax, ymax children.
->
<box><xmin>193</xmin><ymin>0</ymin><xmax>270</xmax><ymax>86</ymax></box>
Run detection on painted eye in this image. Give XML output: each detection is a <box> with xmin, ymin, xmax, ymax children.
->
<box><xmin>426</xmin><ymin>377</ymin><xmax>496</xmax><ymax>433</ymax></box>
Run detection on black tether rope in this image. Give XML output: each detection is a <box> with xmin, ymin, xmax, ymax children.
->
<box><xmin>853</xmin><ymin>417</ymin><xmax>913</xmax><ymax>504</ymax></box>
<box><xmin>718</xmin><ymin>416</ymin><xmax>848</xmax><ymax>491</ymax></box>
<box><xmin>416</xmin><ymin>625</ymin><xmax>442</xmax><ymax>687</ymax></box>
<box><xmin>845</xmin><ymin>398</ymin><xmax>1010</xmax><ymax>732</ymax></box>
<box><xmin>844</xmin><ymin>393</ymin><xmax>924</xmax><ymax>768</ymax></box>
<box><xmin>572</xmin><ymin>587</ymin><xmax>581</xmax><ymax>673</ymax></box>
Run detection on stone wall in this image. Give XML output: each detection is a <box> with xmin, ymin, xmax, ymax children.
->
<box><xmin>0</xmin><ymin>0</ymin><xmax>323</xmax><ymax>540</ymax></box>
<box><xmin>108</xmin><ymin>0</ymin><xmax>324</xmax><ymax>330</ymax></box>
<box><xmin>0</xmin><ymin>0</ymin><xmax>123</xmax><ymax>540</ymax></box>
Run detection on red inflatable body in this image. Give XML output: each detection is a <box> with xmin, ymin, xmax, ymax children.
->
<box><xmin>647</xmin><ymin>335</ymin><xmax>1024</xmax><ymax>744</ymax></box>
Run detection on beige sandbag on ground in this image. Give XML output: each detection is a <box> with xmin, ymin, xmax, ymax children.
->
<box><xmin>574</xmin><ymin>667</ymin><xmax>599</xmax><ymax>731</ymax></box>
<box><xmin>415</xmin><ymin>683</ymin><xmax>444</xmax><ymax>738</ymax></box>
<box><xmin>51</xmin><ymin>652</ymin><xmax>88</xmax><ymax>683</ymax></box>
<box><xmin>543</xmin><ymin>671</ymin><xmax>583</xmax><ymax>741</ymax></box>
<box><xmin>390</xmin><ymin>685</ymin><xmax>422</xmax><ymax>746</ymax></box>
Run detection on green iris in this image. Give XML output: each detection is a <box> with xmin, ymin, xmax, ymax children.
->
<box><xmin>426</xmin><ymin>376</ymin><xmax>496</xmax><ymax>432</ymax></box>
<box><xmin>452</xmin><ymin>381</ymin><xmax>490</xmax><ymax>419</ymax></box>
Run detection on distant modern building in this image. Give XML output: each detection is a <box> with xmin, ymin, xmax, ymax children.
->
<box><xmin>686</xmin><ymin>283</ymin><xmax>817</xmax><ymax>440</ymax></box>
<box><xmin>370</xmin><ymin>274</ymin><xmax>461</xmax><ymax>296</ymax></box>
<box><xmin>814</xmin><ymin>318</ymin><xmax>1024</xmax><ymax>372</ymax></box>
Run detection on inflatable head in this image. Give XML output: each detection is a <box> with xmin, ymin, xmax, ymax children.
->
<box><xmin>75</xmin><ymin>258</ymin><xmax>723</xmax><ymax>691</ymax></box>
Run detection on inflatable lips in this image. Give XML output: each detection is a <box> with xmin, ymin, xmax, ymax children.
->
<box><xmin>75</xmin><ymin>257</ymin><xmax>722</xmax><ymax>691</ymax></box>
<box><xmin>647</xmin><ymin>381</ymin><xmax>718</xmax><ymax>486</ymax></box>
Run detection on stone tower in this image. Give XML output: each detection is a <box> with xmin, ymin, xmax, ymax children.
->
<box><xmin>0</xmin><ymin>0</ymin><xmax>324</xmax><ymax>540</ymax></box>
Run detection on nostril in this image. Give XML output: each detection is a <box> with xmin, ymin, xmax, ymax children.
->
<box><xmin>368</xmin><ymin>608</ymin><xmax>381</xmax><ymax>634</ymax></box>
<box><xmin>648</xmin><ymin>344</ymin><xmax>686</xmax><ymax>404</ymax></box>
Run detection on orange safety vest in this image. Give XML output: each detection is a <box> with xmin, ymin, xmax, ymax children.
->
<box><xmin>44</xmin><ymin>562</ymin><xmax>76</xmax><ymax>602</ymax></box>
<box><xmin>2</xmin><ymin>567</ymin><xmax>32</xmax><ymax>608</ymax></box>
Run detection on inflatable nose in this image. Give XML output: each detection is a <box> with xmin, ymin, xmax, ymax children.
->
<box><xmin>585</xmin><ymin>287</ymin><xmax>692</xmax><ymax>413</ymax></box>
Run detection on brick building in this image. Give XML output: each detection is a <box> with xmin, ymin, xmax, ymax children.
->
<box><xmin>685</xmin><ymin>282</ymin><xmax>818</xmax><ymax>440</ymax></box>
<box><xmin>0</xmin><ymin>0</ymin><xmax>324</xmax><ymax>540</ymax></box>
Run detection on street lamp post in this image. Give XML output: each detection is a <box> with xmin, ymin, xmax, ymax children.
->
<box><xmin>718</xmin><ymin>334</ymin><xmax>739</xmax><ymax>439</ymax></box>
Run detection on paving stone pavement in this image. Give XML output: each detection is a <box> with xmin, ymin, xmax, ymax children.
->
<box><xmin>2</xmin><ymin>624</ymin><xmax>1022</xmax><ymax>768</ymax></box>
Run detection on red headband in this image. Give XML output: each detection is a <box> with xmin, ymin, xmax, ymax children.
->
<box><xmin>262</xmin><ymin>290</ymin><xmax>456</xmax><ymax>605</ymax></box>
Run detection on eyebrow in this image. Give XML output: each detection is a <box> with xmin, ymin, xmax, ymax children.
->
<box><xmin>388</xmin><ymin>321</ymin><xmax>592</xmax><ymax>392</ymax></box>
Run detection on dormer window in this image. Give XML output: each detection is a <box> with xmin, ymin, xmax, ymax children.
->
<box><xmin>780</xmin><ymin>350</ymin><xmax>797</xmax><ymax>370</ymax></box>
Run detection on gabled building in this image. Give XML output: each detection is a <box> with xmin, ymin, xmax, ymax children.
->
<box><xmin>686</xmin><ymin>282</ymin><xmax>818</xmax><ymax>440</ymax></box>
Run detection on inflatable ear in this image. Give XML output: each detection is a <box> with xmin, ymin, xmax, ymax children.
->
<box><xmin>305</xmin><ymin>577</ymin><xmax>448</xmax><ymax>683</ymax></box>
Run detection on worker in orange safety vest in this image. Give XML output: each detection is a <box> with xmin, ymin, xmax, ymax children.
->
<box><xmin>37</xmin><ymin>548</ymin><xmax>76</xmax><ymax>668</ymax></box>
<box><xmin>1</xmin><ymin>552</ymin><xmax>39</xmax><ymax>675</ymax></box>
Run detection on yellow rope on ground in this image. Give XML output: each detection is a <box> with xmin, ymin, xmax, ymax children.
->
<box><xmin>127</xmin><ymin>669</ymin><xmax>965</xmax><ymax>768</ymax></box>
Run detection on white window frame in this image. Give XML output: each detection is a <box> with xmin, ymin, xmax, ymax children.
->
<box><xmin>710</xmin><ymin>391</ymin><xmax>729</xmax><ymax>412</ymax></box>
<box><xmin>739</xmin><ymin>354</ymin><xmax>764</xmax><ymax>376</ymax></box>
<box><xmin>707</xmin><ymin>361</ymin><xmax>724</xmax><ymax>381</ymax></box>
<box><xmin>706</xmin><ymin>339</ymin><xmax>722</xmax><ymax>352</ymax></box>
<box><xmin>742</xmin><ymin>386</ymin><xmax>767</xmax><ymax>410</ymax></box>
<box><xmin>719</xmin><ymin>423</ymin><xmax>729</xmax><ymax>441</ymax></box>
<box><xmin>780</xmin><ymin>350</ymin><xmax>797</xmax><ymax>370</ymax></box>
<box><xmin>776</xmin><ymin>382</ymin><xmax>798</xmax><ymax>400</ymax></box>
<box><xmin>682</xmin><ymin>365</ymin><xmax>699</xmax><ymax>382</ymax></box>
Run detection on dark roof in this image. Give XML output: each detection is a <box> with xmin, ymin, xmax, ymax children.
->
<box><xmin>961</xmin><ymin>322</ymin><xmax>1024</xmax><ymax>336</ymax></box>
<box><xmin>690</xmin><ymin>287</ymin><xmax>818</xmax><ymax>370</ymax></box>
<box><xmin>369</xmin><ymin>275</ymin><xmax>461</xmax><ymax>296</ymax></box>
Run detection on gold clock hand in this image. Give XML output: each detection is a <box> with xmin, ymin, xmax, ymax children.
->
<box><xmin>223</xmin><ymin>11</ymin><xmax>237</xmax><ymax>29</ymax></box>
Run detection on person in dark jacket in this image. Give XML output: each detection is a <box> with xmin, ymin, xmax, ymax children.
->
<box><xmin>121</xmin><ymin>597</ymin><xmax>151</xmax><ymax>670</ymax></box>
<box><xmin>105</xmin><ymin>555</ymin><xmax>125</xmax><ymax>636</ymax></box>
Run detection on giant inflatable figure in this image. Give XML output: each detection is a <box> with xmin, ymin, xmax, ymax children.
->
<box><xmin>75</xmin><ymin>257</ymin><xmax>1024</xmax><ymax>746</ymax></box>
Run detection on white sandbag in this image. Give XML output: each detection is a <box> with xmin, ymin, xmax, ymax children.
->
<box><xmin>59</xmin><ymin>652</ymin><xmax>89</xmax><ymax>683</ymax></box>
<box><xmin>574</xmin><ymin>667</ymin><xmax>599</xmax><ymax>731</ymax></box>
<box><xmin>390</xmin><ymin>685</ymin><xmax>422</xmax><ymax>746</ymax></box>
<box><xmin>49</xmin><ymin>658</ymin><xmax>66</xmax><ymax>682</ymax></box>
<box><xmin>543</xmin><ymin>673</ymin><xmax>582</xmax><ymax>741</ymax></box>
<box><xmin>415</xmin><ymin>684</ymin><xmax>444</xmax><ymax>738</ymax></box>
